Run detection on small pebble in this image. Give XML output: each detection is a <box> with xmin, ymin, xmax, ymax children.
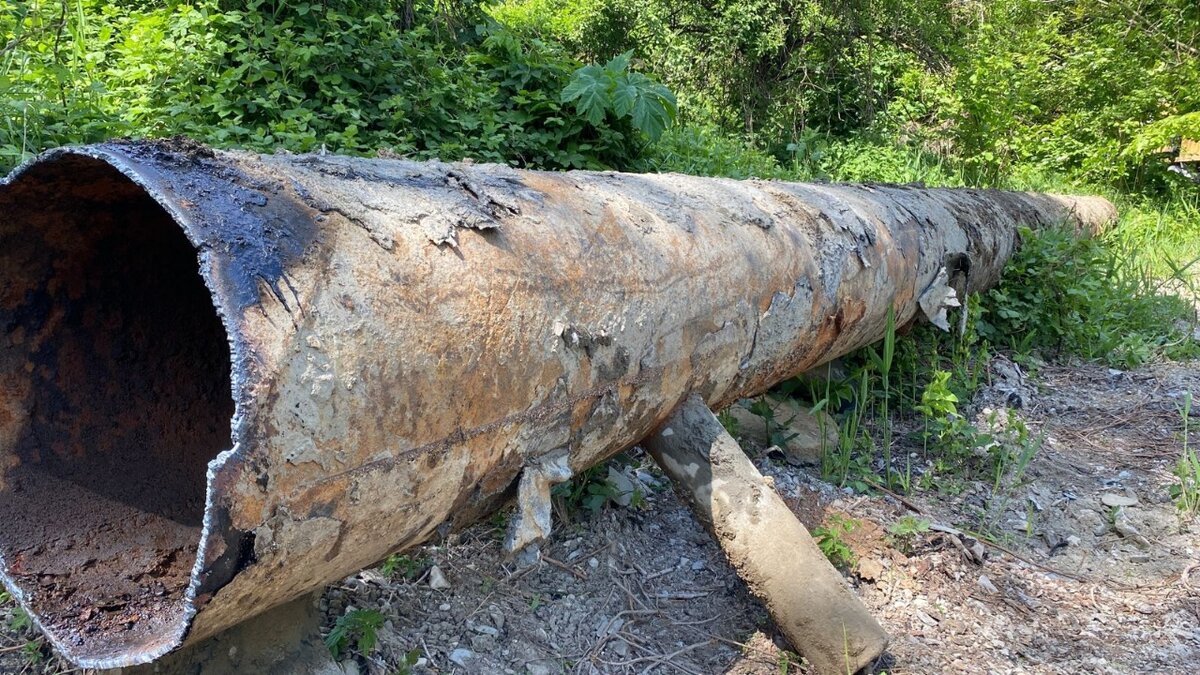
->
<box><xmin>449</xmin><ymin>648</ymin><xmax>474</xmax><ymax>668</ymax></box>
<box><xmin>429</xmin><ymin>565</ymin><xmax>451</xmax><ymax>590</ymax></box>
<box><xmin>977</xmin><ymin>575</ymin><xmax>998</xmax><ymax>594</ymax></box>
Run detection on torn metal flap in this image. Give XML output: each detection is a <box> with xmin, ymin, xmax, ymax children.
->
<box><xmin>503</xmin><ymin>449</ymin><xmax>572</xmax><ymax>558</ymax></box>
<box><xmin>918</xmin><ymin>266</ymin><xmax>961</xmax><ymax>332</ymax></box>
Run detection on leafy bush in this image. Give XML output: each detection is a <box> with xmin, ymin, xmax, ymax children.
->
<box><xmin>812</xmin><ymin>514</ymin><xmax>859</xmax><ymax>569</ymax></box>
<box><xmin>913</xmin><ymin>370</ymin><xmax>992</xmax><ymax>478</ymax></box>
<box><xmin>561</xmin><ymin>51</ymin><xmax>676</xmax><ymax>141</ymax></box>
<box><xmin>949</xmin><ymin>0</ymin><xmax>1200</xmax><ymax>189</ymax></box>
<box><xmin>379</xmin><ymin>554</ymin><xmax>427</xmax><ymax>581</ymax></box>
<box><xmin>551</xmin><ymin>459</ymin><xmax>645</xmax><ymax>517</ymax></box>
<box><xmin>888</xmin><ymin>515</ymin><xmax>931</xmax><ymax>538</ymax></box>
<box><xmin>887</xmin><ymin>515</ymin><xmax>931</xmax><ymax>553</ymax></box>
<box><xmin>488</xmin><ymin>0</ymin><xmax>642</xmax><ymax>61</ymax></box>
<box><xmin>642</xmin><ymin>124</ymin><xmax>788</xmax><ymax>178</ymax></box>
<box><xmin>814</xmin><ymin>136</ymin><xmax>965</xmax><ymax>186</ymax></box>
<box><xmin>979</xmin><ymin>226</ymin><xmax>1198</xmax><ymax>368</ymax></box>
<box><xmin>0</xmin><ymin>0</ymin><xmax>675</xmax><ymax>172</ymax></box>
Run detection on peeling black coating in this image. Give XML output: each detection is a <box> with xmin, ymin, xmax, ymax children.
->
<box><xmin>99</xmin><ymin>139</ymin><xmax>321</xmax><ymax>313</ymax></box>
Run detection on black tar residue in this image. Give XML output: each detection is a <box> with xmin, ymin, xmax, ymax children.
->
<box><xmin>103</xmin><ymin>138</ymin><xmax>320</xmax><ymax>314</ymax></box>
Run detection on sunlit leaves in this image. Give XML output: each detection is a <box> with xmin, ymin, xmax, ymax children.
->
<box><xmin>561</xmin><ymin>50</ymin><xmax>677</xmax><ymax>141</ymax></box>
<box><xmin>560</xmin><ymin>63</ymin><xmax>609</xmax><ymax>125</ymax></box>
<box><xmin>0</xmin><ymin>1</ymin><xmax>677</xmax><ymax>172</ymax></box>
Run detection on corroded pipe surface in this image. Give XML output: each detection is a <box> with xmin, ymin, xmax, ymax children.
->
<box><xmin>0</xmin><ymin>140</ymin><xmax>1115</xmax><ymax>667</ymax></box>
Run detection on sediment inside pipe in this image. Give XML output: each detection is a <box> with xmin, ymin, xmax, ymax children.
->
<box><xmin>0</xmin><ymin>155</ymin><xmax>231</xmax><ymax>662</ymax></box>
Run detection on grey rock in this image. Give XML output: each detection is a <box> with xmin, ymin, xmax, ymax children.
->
<box><xmin>977</xmin><ymin>575</ymin><xmax>998</xmax><ymax>594</ymax></box>
<box><xmin>1101</xmin><ymin>493</ymin><xmax>1138</xmax><ymax>507</ymax></box>
<box><xmin>450</xmin><ymin>648</ymin><xmax>475</xmax><ymax>668</ymax></box>
<box><xmin>429</xmin><ymin>565</ymin><xmax>452</xmax><ymax>590</ymax></box>
<box><xmin>606</xmin><ymin>466</ymin><xmax>638</xmax><ymax>507</ymax></box>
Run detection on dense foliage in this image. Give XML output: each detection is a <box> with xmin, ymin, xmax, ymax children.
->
<box><xmin>3</xmin><ymin>1</ymin><xmax>1195</xmax><ymax>183</ymax></box>
<box><xmin>492</xmin><ymin>0</ymin><xmax>1199</xmax><ymax>189</ymax></box>
<box><xmin>1</xmin><ymin>0</ymin><xmax>672</xmax><ymax>169</ymax></box>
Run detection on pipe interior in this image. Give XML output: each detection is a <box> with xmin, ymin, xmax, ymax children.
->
<box><xmin>0</xmin><ymin>155</ymin><xmax>232</xmax><ymax>661</ymax></box>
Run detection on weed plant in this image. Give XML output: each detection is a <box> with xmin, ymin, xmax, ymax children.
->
<box><xmin>325</xmin><ymin>608</ymin><xmax>385</xmax><ymax>659</ymax></box>
<box><xmin>1171</xmin><ymin>392</ymin><xmax>1200</xmax><ymax>516</ymax></box>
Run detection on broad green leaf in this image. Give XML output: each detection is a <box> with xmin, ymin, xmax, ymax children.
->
<box><xmin>630</xmin><ymin>93</ymin><xmax>670</xmax><ymax>140</ymax></box>
<box><xmin>610</xmin><ymin>74</ymin><xmax>637</xmax><ymax>117</ymax></box>
<box><xmin>604</xmin><ymin>50</ymin><xmax>633</xmax><ymax>74</ymax></box>
<box><xmin>561</xmin><ymin>64</ymin><xmax>609</xmax><ymax>126</ymax></box>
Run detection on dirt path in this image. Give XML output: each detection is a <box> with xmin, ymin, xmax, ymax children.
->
<box><xmin>3</xmin><ymin>359</ymin><xmax>1198</xmax><ymax>674</ymax></box>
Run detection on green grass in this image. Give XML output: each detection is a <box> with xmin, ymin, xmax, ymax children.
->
<box><xmin>780</xmin><ymin>211</ymin><xmax>1199</xmax><ymax>500</ymax></box>
<box><xmin>979</xmin><ymin>224</ymin><xmax>1198</xmax><ymax>368</ymax></box>
<box><xmin>1171</xmin><ymin>392</ymin><xmax>1200</xmax><ymax>516</ymax></box>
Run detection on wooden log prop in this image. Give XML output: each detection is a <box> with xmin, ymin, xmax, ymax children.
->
<box><xmin>0</xmin><ymin>139</ymin><xmax>1115</xmax><ymax>667</ymax></box>
<box><xmin>645</xmin><ymin>395</ymin><xmax>887</xmax><ymax>674</ymax></box>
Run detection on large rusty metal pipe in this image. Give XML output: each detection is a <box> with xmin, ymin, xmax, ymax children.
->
<box><xmin>0</xmin><ymin>140</ymin><xmax>1114</xmax><ymax>667</ymax></box>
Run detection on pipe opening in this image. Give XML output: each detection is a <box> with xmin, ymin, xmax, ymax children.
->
<box><xmin>0</xmin><ymin>155</ymin><xmax>232</xmax><ymax>662</ymax></box>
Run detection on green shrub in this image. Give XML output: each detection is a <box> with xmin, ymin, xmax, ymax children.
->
<box><xmin>642</xmin><ymin>124</ymin><xmax>788</xmax><ymax>178</ymax></box>
<box><xmin>812</xmin><ymin>514</ymin><xmax>859</xmax><ymax>569</ymax></box>
<box><xmin>0</xmin><ymin>0</ymin><xmax>674</xmax><ymax>172</ymax></box>
<box><xmin>561</xmin><ymin>50</ymin><xmax>676</xmax><ymax>141</ymax></box>
<box><xmin>979</xmin><ymin>225</ymin><xmax>1198</xmax><ymax>368</ymax></box>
